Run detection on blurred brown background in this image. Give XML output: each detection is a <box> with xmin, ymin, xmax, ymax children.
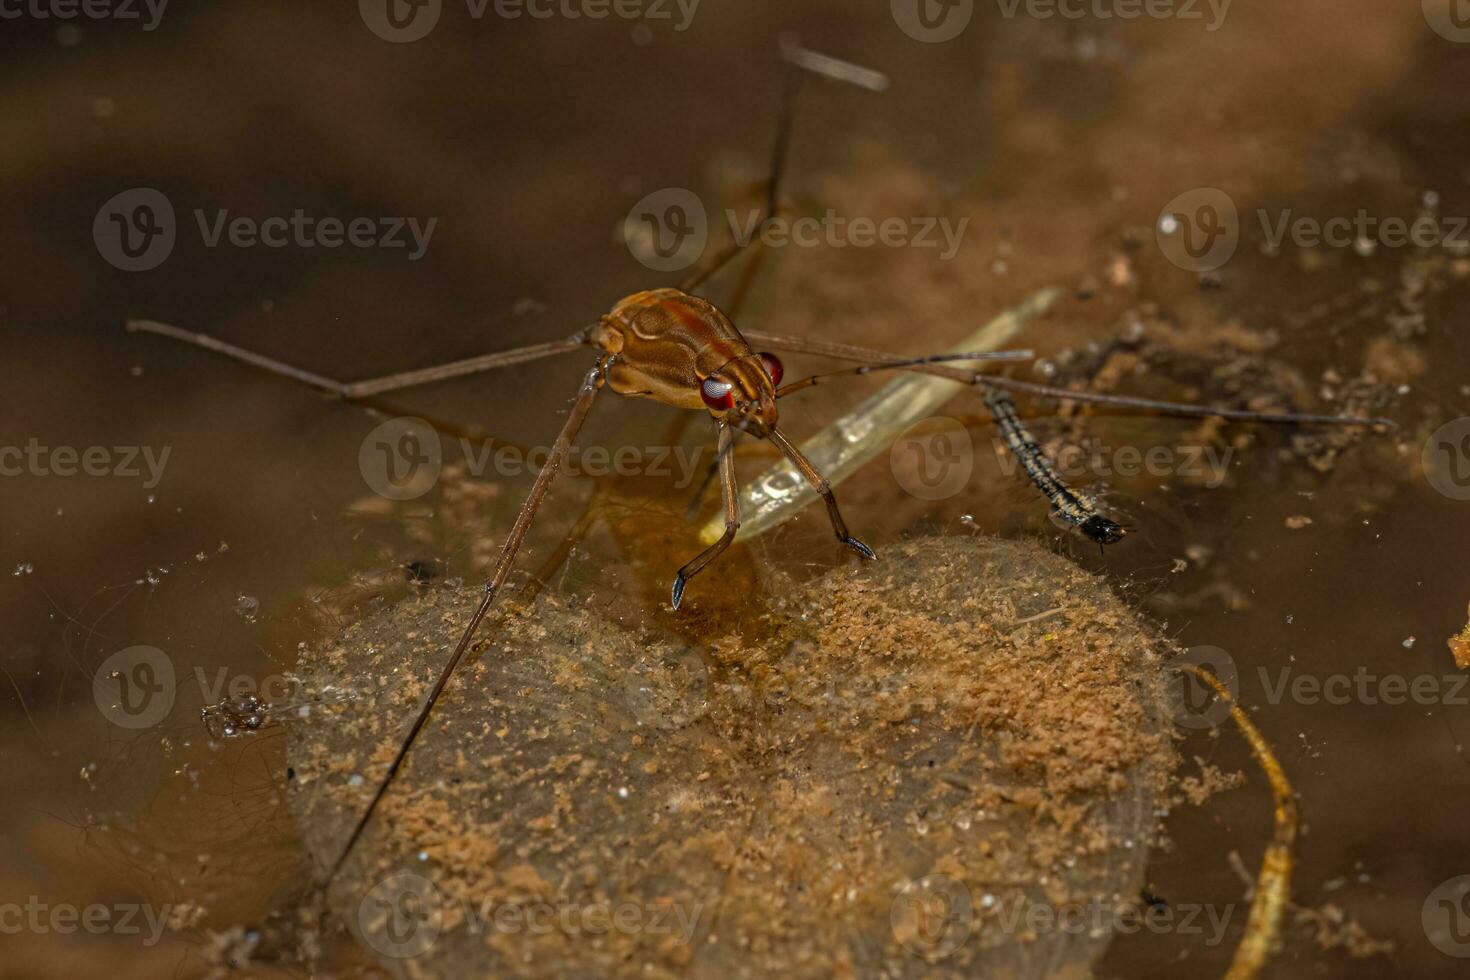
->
<box><xmin>3</xmin><ymin>1</ymin><xmax>1470</xmax><ymax>976</ymax></box>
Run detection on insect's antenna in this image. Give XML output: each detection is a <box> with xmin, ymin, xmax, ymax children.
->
<box><xmin>775</xmin><ymin>349</ymin><xmax>1035</xmax><ymax>398</ymax></box>
<box><xmin>319</xmin><ymin>359</ymin><xmax>610</xmax><ymax>887</ymax></box>
<box><xmin>741</xmin><ymin>329</ymin><xmax>1395</xmax><ymax>430</ymax></box>
<box><xmin>680</xmin><ymin>37</ymin><xmax>889</xmax><ymax>293</ymax></box>
<box><xmin>986</xmin><ymin>389</ymin><xmax>1126</xmax><ymax>547</ymax></box>
<box><xmin>979</xmin><ymin>375</ymin><xmax>1396</xmax><ymax>430</ymax></box>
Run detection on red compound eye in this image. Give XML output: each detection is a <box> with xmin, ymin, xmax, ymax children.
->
<box><xmin>759</xmin><ymin>352</ymin><xmax>784</xmax><ymax>387</ymax></box>
<box><xmin>700</xmin><ymin>377</ymin><xmax>735</xmax><ymax>410</ymax></box>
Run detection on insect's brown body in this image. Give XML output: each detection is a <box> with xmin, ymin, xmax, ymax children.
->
<box><xmin>597</xmin><ymin>288</ymin><xmax>779</xmax><ymax>430</ymax></box>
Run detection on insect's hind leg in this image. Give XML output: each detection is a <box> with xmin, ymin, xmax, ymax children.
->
<box><xmin>679</xmin><ymin>38</ymin><xmax>888</xmax><ymax>296</ymax></box>
<box><xmin>127</xmin><ymin>317</ymin><xmax>594</xmax><ymax>398</ymax></box>
<box><xmin>320</xmin><ymin>357</ymin><xmax>610</xmax><ymax>886</ymax></box>
<box><xmin>672</xmin><ymin>421</ymin><xmax>740</xmax><ymax>609</ymax></box>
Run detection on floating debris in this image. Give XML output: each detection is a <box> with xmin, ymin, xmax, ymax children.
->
<box><xmin>202</xmin><ymin>694</ymin><xmax>268</xmax><ymax>739</ymax></box>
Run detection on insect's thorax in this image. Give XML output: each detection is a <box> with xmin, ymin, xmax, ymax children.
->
<box><xmin>596</xmin><ymin>288</ymin><xmax>754</xmax><ymax>410</ymax></box>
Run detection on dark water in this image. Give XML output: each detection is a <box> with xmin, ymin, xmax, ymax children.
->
<box><xmin>3</xmin><ymin>2</ymin><xmax>1469</xmax><ymax>976</ymax></box>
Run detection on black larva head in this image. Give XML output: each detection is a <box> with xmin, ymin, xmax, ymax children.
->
<box><xmin>1080</xmin><ymin>515</ymin><xmax>1127</xmax><ymax>545</ymax></box>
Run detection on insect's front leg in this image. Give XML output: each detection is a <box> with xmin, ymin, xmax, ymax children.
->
<box><xmin>671</xmin><ymin>420</ymin><xmax>740</xmax><ymax>609</ymax></box>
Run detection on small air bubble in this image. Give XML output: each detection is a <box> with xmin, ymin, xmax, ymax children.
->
<box><xmin>1403</xmin><ymin>636</ymin><xmax>1416</xmax><ymax>649</ymax></box>
<box><xmin>617</xmin><ymin>786</ymin><xmax>630</xmax><ymax>799</ymax></box>
<box><xmin>348</xmin><ymin>774</ymin><xmax>364</xmax><ymax>787</ymax></box>
<box><xmin>13</xmin><ymin>563</ymin><xmax>33</xmax><ymax>576</ymax></box>
<box><xmin>235</xmin><ymin>595</ymin><xmax>260</xmax><ymax>621</ymax></box>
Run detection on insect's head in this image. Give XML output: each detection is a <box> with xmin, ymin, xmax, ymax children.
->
<box><xmin>1079</xmin><ymin>514</ymin><xmax>1127</xmax><ymax>546</ymax></box>
<box><xmin>700</xmin><ymin>352</ymin><xmax>784</xmax><ymax>432</ymax></box>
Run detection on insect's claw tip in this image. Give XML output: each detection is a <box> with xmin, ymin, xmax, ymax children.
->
<box><xmin>847</xmin><ymin>538</ymin><xmax>877</xmax><ymax>561</ymax></box>
<box><xmin>670</xmin><ymin>575</ymin><xmax>687</xmax><ymax>610</ymax></box>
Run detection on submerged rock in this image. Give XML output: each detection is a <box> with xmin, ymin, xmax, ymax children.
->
<box><xmin>288</xmin><ymin>535</ymin><xmax>1176</xmax><ymax>978</ymax></box>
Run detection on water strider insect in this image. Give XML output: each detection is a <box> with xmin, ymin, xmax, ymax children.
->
<box><xmin>127</xmin><ymin>40</ymin><xmax>1391</xmax><ymax>890</ymax></box>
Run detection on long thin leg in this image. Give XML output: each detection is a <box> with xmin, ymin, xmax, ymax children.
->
<box><xmin>682</xmin><ymin>426</ymin><xmax>738</xmax><ymax>521</ymax></box>
<box><xmin>742</xmin><ymin>329</ymin><xmax>1393</xmax><ymax>428</ymax></box>
<box><xmin>765</xmin><ymin>425</ymin><xmax>876</xmax><ymax>560</ymax></box>
<box><xmin>679</xmin><ymin>39</ymin><xmax>888</xmax><ymax>294</ymax></box>
<box><xmin>671</xmin><ymin>421</ymin><xmax>739</xmax><ymax>609</ymax></box>
<box><xmin>774</xmin><ymin>349</ymin><xmax>1035</xmax><ymax>397</ymax></box>
<box><xmin>321</xmin><ymin>358</ymin><xmax>610</xmax><ymax>885</ymax></box>
<box><xmin>127</xmin><ymin>318</ymin><xmax>594</xmax><ymax>398</ymax></box>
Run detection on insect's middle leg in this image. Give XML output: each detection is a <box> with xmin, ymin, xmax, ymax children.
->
<box><xmin>671</xmin><ymin>421</ymin><xmax>740</xmax><ymax>610</ymax></box>
<box><xmin>765</xmin><ymin>425</ymin><xmax>876</xmax><ymax>561</ymax></box>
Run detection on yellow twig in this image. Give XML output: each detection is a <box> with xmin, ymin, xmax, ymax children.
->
<box><xmin>1184</xmin><ymin>665</ymin><xmax>1298</xmax><ymax>980</ymax></box>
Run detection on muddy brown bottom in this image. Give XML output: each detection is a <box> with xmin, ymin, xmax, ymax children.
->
<box><xmin>287</xmin><ymin>535</ymin><xmax>1177</xmax><ymax>978</ymax></box>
